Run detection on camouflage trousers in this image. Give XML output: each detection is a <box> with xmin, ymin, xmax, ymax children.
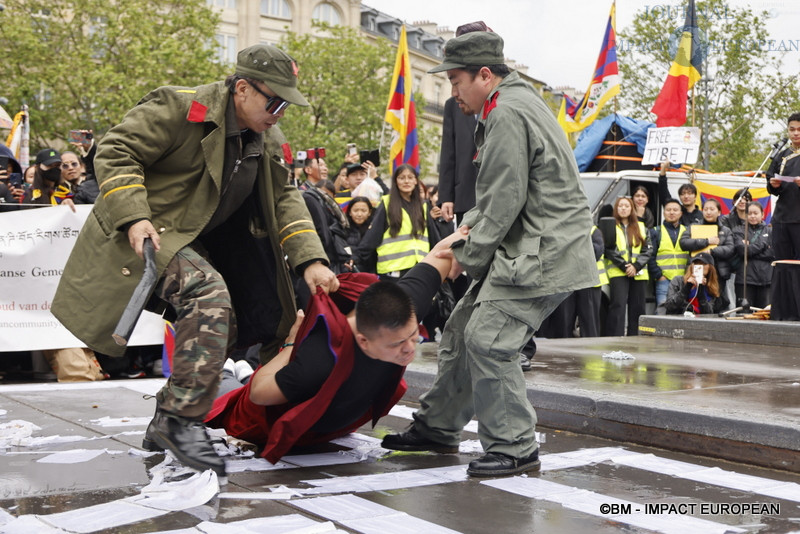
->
<box><xmin>154</xmin><ymin>245</ymin><xmax>232</xmax><ymax>420</ymax></box>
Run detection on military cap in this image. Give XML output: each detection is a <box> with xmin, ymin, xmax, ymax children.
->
<box><xmin>428</xmin><ymin>31</ymin><xmax>505</xmax><ymax>73</ymax></box>
<box><xmin>235</xmin><ymin>44</ymin><xmax>310</xmax><ymax>106</ymax></box>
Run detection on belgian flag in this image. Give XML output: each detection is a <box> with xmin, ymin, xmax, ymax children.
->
<box><xmin>651</xmin><ymin>0</ymin><xmax>703</xmax><ymax>127</ymax></box>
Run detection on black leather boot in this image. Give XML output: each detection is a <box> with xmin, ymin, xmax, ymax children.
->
<box><xmin>381</xmin><ymin>424</ymin><xmax>459</xmax><ymax>453</ymax></box>
<box><xmin>467</xmin><ymin>449</ymin><xmax>540</xmax><ymax>477</ymax></box>
<box><xmin>142</xmin><ymin>408</ymin><xmax>226</xmax><ymax>477</ymax></box>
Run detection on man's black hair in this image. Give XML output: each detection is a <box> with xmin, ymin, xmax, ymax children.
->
<box><xmin>663</xmin><ymin>198</ymin><xmax>682</xmax><ymax>208</ymax></box>
<box><xmin>463</xmin><ymin>64</ymin><xmax>511</xmax><ymax>79</ymax></box>
<box><xmin>677</xmin><ymin>182</ymin><xmax>697</xmax><ymax>196</ymax></box>
<box><xmin>788</xmin><ymin>112</ymin><xmax>800</xmax><ymax>123</ymax></box>
<box><xmin>355</xmin><ymin>281</ymin><xmax>415</xmax><ymax>337</ymax></box>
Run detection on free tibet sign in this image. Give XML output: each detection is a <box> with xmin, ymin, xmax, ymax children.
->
<box><xmin>642</xmin><ymin>127</ymin><xmax>701</xmax><ymax>165</ymax></box>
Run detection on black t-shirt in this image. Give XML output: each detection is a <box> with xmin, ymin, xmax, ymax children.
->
<box><xmin>274</xmin><ymin>262</ymin><xmax>441</xmax><ymax>433</ymax></box>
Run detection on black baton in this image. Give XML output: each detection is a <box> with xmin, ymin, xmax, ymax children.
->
<box><xmin>112</xmin><ymin>238</ymin><xmax>157</xmax><ymax>346</ymax></box>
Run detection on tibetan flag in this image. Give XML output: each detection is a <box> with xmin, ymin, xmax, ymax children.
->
<box><xmin>5</xmin><ymin>105</ymin><xmax>30</xmax><ymax>168</ymax></box>
<box><xmin>695</xmin><ymin>180</ymin><xmax>772</xmax><ymax>224</ymax></box>
<box><xmin>384</xmin><ymin>26</ymin><xmax>419</xmax><ymax>172</ymax></box>
<box><xmin>558</xmin><ymin>2</ymin><xmax>620</xmax><ymax>134</ymax></box>
<box><xmin>651</xmin><ymin>0</ymin><xmax>703</xmax><ymax>127</ymax></box>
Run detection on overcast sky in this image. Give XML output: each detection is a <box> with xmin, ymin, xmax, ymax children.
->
<box><xmin>362</xmin><ymin>0</ymin><xmax>800</xmax><ymax>90</ymax></box>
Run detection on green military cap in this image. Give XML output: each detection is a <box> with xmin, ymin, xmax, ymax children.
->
<box><xmin>235</xmin><ymin>44</ymin><xmax>310</xmax><ymax>106</ymax></box>
<box><xmin>428</xmin><ymin>31</ymin><xmax>505</xmax><ymax>73</ymax></box>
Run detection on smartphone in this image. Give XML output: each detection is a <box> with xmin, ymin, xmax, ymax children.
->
<box><xmin>306</xmin><ymin>149</ymin><xmax>316</xmax><ymax>160</ymax></box>
<box><xmin>68</xmin><ymin>130</ymin><xmax>93</xmax><ymax>144</ymax></box>
<box><xmin>9</xmin><ymin>173</ymin><xmax>22</xmax><ymax>187</ymax></box>
<box><xmin>317</xmin><ymin>147</ymin><xmax>326</xmax><ymax>158</ymax></box>
<box><xmin>0</xmin><ymin>155</ymin><xmax>8</xmax><ymax>171</ymax></box>
<box><xmin>346</xmin><ymin>143</ymin><xmax>357</xmax><ymax>156</ymax></box>
<box><xmin>692</xmin><ymin>264</ymin><xmax>704</xmax><ymax>284</ymax></box>
<box><xmin>296</xmin><ymin>150</ymin><xmax>307</xmax><ymax>162</ymax></box>
<box><xmin>359</xmin><ymin>149</ymin><xmax>380</xmax><ymax>167</ymax></box>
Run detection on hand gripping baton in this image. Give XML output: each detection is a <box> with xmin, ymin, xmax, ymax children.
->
<box><xmin>112</xmin><ymin>238</ymin><xmax>157</xmax><ymax>346</ymax></box>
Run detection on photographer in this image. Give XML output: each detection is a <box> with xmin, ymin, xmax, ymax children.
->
<box><xmin>664</xmin><ymin>252</ymin><xmax>729</xmax><ymax>315</ymax></box>
<box><xmin>0</xmin><ymin>146</ymin><xmax>24</xmax><ymax>211</ymax></box>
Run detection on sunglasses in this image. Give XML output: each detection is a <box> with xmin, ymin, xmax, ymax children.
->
<box><xmin>61</xmin><ymin>162</ymin><xmax>80</xmax><ymax>169</ymax></box>
<box><xmin>247</xmin><ymin>81</ymin><xmax>290</xmax><ymax>115</ymax></box>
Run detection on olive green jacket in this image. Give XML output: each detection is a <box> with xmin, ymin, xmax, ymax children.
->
<box><xmin>52</xmin><ymin>81</ymin><xmax>325</xmax><ymax>357</ymax></box>
<box><xmin>454</xmin><ymin>71</ymin><xmax>599</xmax><ymax>302</ymax></box>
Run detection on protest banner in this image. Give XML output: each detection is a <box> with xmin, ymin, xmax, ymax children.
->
<box><xmin>0</xmin><ymin>205</ymin><xmax>164</xmax><ymax>352</ymax></box>
<box><xmin>642</xmin><ymin>126</ymin><xmax>701</xmax><ymax>165</ymax></box>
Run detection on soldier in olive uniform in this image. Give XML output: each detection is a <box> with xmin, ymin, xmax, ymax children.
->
<box><xmin>382</xmin><ymin>32</ymin><xmax>598</xmax><ymax>477</ymax></box>
<box><xmin>52</xmin><ymin>45</ymin><xmax>337</xmax><ymax>477</ymax></box>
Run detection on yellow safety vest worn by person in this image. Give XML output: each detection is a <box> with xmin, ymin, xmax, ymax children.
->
<box><xmin>656</xmin><ymin>224</ymin><xmax>688</xmax><ymax>280</ymax></box>
<box><xmin>376</xmin><ymin>195</ymin><xmax>429</xmax><ymax>275</ymax></box>
<box><xmin>606</xmin><ymin>221</ymin><xmax>649</xmax><ymax>281</ymax></box>
<box><xmin>592</xmin><ymin>226</ymin><xmax>609</xmax><ymax>287</ymax></box>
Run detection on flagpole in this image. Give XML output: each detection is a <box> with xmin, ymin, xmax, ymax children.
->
<box><xmin>691</xmin><ymin>86</ymin><xmax>696</xmax><ymax>127</ymax></box>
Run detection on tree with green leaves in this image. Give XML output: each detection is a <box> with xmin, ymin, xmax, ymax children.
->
<box><xmin>0</xmin><ymin>0</ymin><xmax>226</xmax><ymax>150</ymax></box>
<box><xmin>280</xmin><ymin>22</ymin><xmax>438</xmax><ymax>178</ymax></box>
<box><xmin>617</xmin><ymin>0</ymin><xmax>798</xmax><ymax>171</ymax></box>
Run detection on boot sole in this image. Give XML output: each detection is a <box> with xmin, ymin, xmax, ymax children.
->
<box><xmin>467</xmin><ymin>459</ymin><xmax>541</xmax><ymax>477</ymax></box>
<box><xmin>142</xmin><ymin>429</ymin><xmax>226</xmax><ymax>477</ymax></box>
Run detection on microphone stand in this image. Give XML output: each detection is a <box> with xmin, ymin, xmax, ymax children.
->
<box><xmin>722</xmin><ymin>139</ymin><xmax>785</xmax><ymax>317</ymax></box>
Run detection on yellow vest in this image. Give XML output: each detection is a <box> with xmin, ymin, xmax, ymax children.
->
<box><xmin>656</xmin><ymin>224</ymin><xmax>688</xmax><ymax>280</ymax></box>
<box><xmin>376</xmin><ymin>195</ymin><xmax>429</xmax><ymax>274</ymax></box>
<box><xmin>605</xmin><ymin>221</ymin><xmax>649</xmax><ymax>280</ymax></box>
<box><xmin>592</xmin><ymin>226</ymin><xmax>609</xmax><ymax>287</ymax></box>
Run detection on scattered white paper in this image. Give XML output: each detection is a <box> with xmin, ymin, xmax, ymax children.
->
<box><xmin>225</xmin><ymin>457</ymin><xmax>296</xmax><ymax>473</ymax></box>
<box><xmin>0</xmin><ymin>409</ymin><xmax>7</xmax><ymax>417</ymax></box>
<box><xmin>35</xmin><ymin>499</ymin><xmax>167</xmax><ymax>533</ymax></box>
<box><xmin>0</xmin><ymin>420</ymin><xmax>41</xmax><ymax>448</ymax></box>
<box><xmin>37</xmin><ymin>448</ymin><xmax>108</xmax><ymax>464</ymax></box>
<box><xmin>219</xmin><ymin>485</ymin><xmax>304</xmax><ymax>500</ymax></box>
<box><xmin>602</xmin><ymin>350</ymin><xmax>635</xmax><ymax>360</ymax></box>
<box><xmin>458</xmin><ymin>439</ymin><xmax>483</xmax><ymax>454</ymax></box>
<box><xmin>283</xmin><ymin>452</ymin><xmax>363</xmax><ymax>467</ymax></box>
<box><xmin>294</xmin><ymin>495</ymin><xmax>462</xmax><ymax>534</ymax></box>
<box><xmin>0</xmin><ymin>507</ymin><xmax>15</xmax><ymax>525</ymax></box>
<box><xmin>0</xmin><ymin>514</ymin><xmax>68</xmax><ymax>533</ymax></box>
<box><xmin>483</xmin><ymin>477</ymin><xmax>745</xmax><ymax>534</ymax></box>
<box><xmin>128</xmin><ymin>447</ymin><xmax>162</xmax><ymax>458</ymax></box>
<box><xmin>127</xmin><ymin>469</ymin><xmax>219</xmax><ymax>511</ymax></box>
<box><xmin>301</xmin><ymin>465</ymin><xmax>467</xmax><ymax>494</ymax></box>
<box><xmin>342</xmin><ymin>514</ymin><xmax>462</xmax><ymax>534</ymax></box>
<box><xmin>91</xmin><ymin>415</ymin><xmax>152</xmax><ymax>427</ymax></box>
<box><xmin>196</xmin><ymin>516</ymin><xmax>338</xmax><ymax>534</ymax></box>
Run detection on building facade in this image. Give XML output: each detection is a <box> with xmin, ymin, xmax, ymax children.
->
<box><xmin>211</xmin><ymin>0</ymin><xmax>544</xmax><ymax>179</ymax></box>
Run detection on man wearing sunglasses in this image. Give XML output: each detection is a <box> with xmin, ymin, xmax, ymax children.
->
<box><xmin>52</xmin><ymin>44</ymin><xmax>336</xmax><ymax>479</ymax></box>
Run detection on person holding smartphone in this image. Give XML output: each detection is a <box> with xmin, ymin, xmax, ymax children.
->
<box><xmin>664</xmin><ymin>252</ymin><xmax>728</xmax><ymax>315</ymax></box>
<box><xmin>0</xmin><ymin>146</ymin><xmax>25</xmax><ymax>210</ymax></box>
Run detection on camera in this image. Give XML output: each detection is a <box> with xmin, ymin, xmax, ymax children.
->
<box><xmin>692</xmin><ymin>264</ymin><xmax>704</xmax><ymax>285</ymax></box>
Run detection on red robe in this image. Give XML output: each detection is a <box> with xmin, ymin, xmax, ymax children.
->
<box><xmin>205</xmin><ymin>273</ymin><xmax>407</xmax><ymax>464</ymax></box>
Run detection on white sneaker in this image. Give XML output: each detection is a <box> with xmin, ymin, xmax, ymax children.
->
<box><xmin>223</xmin><ymin>358</ymin><xmax>235</xmax><ymax>376</ymax></box>
<box><xmin>234</xmin><ymin>360</ymin><xmax>254</xmax><ymax>382</ymax></box>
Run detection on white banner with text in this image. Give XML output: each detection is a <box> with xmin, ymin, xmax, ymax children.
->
<box><xmin>0</xmin><ymin>205</ymin><xmax>164</xmax><ymax>352</ymax></box>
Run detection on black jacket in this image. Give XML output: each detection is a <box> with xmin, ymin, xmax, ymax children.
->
<box><xmin>766</xmin><ymin>146</ymin><xmax>800</xmax><ymax>223</ymax></box>
<box><xmin>732</xmin><ymin>222</ymin><xmax>773</xmax><ymax>286</ymax></box>
<box><xmin>680</xmin><ymin>221</ymin><xmax>735</xmax><ymax>279</ymax></box>
<box><xmin>664</xmin><ymin>276</ymin><xmax>729</xmax><ymax>315</ymax></box>
<box><xmin>437</xmin><ymin>97</ymin><xmax>478</xmax><ymax>215</ymax></box>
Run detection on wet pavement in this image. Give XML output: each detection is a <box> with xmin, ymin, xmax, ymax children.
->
<box><xmin>1</xmin><ymin>379</ymin><xmax>800</xmax><ymax>533</ymax></box>
<box><xmin>1</xmin><ymin>319</ymin><xmax>799</xmax><ymax>533</ymax></box>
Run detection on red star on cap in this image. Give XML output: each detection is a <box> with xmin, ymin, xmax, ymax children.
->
<box><xmin>291</xmin><ymin>61</ymin><xmax>299</xmax><ymax>77</ymax></box>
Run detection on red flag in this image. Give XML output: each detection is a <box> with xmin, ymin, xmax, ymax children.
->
<box><xmin>651</xmin><ymin>0</ymin><xmax>703</xmax><ymax>127</ymax></box>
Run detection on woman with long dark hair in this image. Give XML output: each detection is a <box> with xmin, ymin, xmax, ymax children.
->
<box><xmin>604</xmin><ymin>196</ymin><xmax>652</xmax><ymax>336</ymax></box>
<box><xmin>331</xmin><ymin>196</ymin><xmax>376</xmax><ymax>273</ymax></box>
<box><xmin>357</xmin><ymin>164</ymin><xmax>436</xmax><ymax>279</ymax></box>
<box><xmin>664</xmin><ymin>253</ymin><xmax>728</xmax><ymax>314</ymax></box>
<box><xmin>23</xmin><ymin>149</ymin><xmax>75</xmax><ymax>211</ymax></box>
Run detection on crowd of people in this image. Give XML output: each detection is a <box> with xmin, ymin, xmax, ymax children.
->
<box><xmin>1</xmin><ymin>29</ymin><xmax>798</xmax><ymax>481</ymax></box>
